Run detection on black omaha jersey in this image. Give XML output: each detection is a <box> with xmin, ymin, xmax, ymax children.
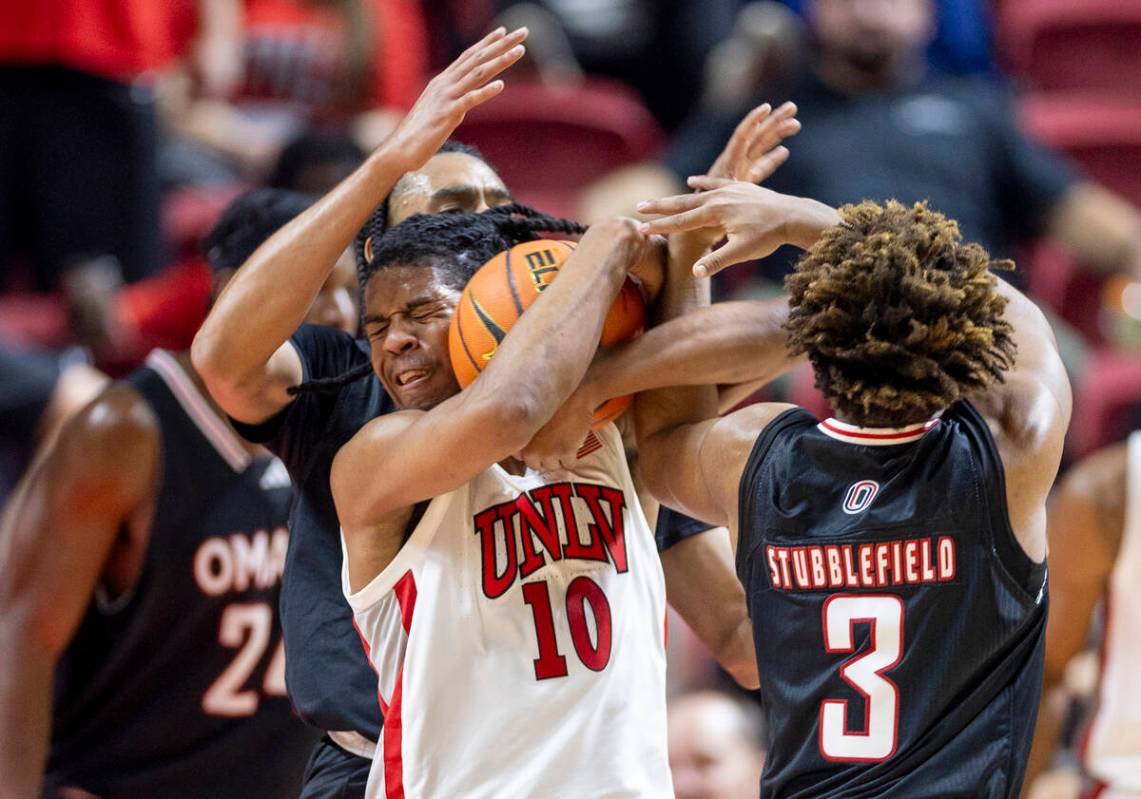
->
<box><xmin>46</xmin><ymin>351</ymin><xmax>319</xmax><ymax>799</ymax></box>
<box><xmin>736</xmin><ymin>401</ymin><xmax>1047</xmax><ymax>798</ymax></box>
<box><xmin>231</xmin><ymin>324</ymin><xmax>395</xmax><ymax>742</ymax></box>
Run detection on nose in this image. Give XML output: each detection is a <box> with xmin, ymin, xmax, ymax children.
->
<box><xmin>382</xmin><ymin>318</ymin><xmax>418</xmax><ymax>355</ymax></box>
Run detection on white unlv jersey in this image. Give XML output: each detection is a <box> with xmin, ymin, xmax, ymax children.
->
<box><xmin>1085</xmin><ymin>430</ymin><xmax>1141</xmax><ymax>794</ymax></box>
<box><xmin>343</xmin><ymin>424</ymin><xmax>672</xmax><ymax>799</ymax></box>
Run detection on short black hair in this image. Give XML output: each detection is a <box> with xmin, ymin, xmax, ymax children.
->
<box><xmin>268</xmin><ymin>130</ymin><xmax>367</xmax><ymax>193</ymax></box>
<box><xmin>203</xmin><ymin>189</ymin><xmax>315</xmax><ymax>271</ymax></box>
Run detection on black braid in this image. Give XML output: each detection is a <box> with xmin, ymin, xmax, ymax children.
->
<box><xmin>292</xmin><ymin>203</ymin><xmax>585</xmax><ymax>396</ymax></box>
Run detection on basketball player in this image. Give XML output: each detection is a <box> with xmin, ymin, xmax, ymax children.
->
<box><xmin>333</xmin><ymin>204</ymin><xmax>675</xmax><ymax>797</ymax></box>
<box><xmin>0</xmin><ymin>188</ymin><xmax>354</xmax><ymax>799</ymax></box>
<box><xmin>635</xmin><ymin>178</ymin><xmax>1071</xmax><ymax>797</ymax></box>
<box><xmin>1024</xmin><ymin>434</ymin><xmax>1141</xmax><ymax>798</ymax></box>
<box><xmin>194</xmin><ymin>28</ymin><xmax>796</xmax><ymax>791</ymax></box>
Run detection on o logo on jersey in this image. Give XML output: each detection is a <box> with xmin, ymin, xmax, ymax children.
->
<box><xmin>842</xmin><ymin>481</ymin><xmax>880</xmax><ymax>515</ymax></box>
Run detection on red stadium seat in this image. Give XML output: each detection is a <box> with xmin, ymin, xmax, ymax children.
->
<box><xmin>1069</xmin><ymin>349</ymin><xmax>1141</xmax><ymax>457</ymax></box>
<box><xmin>1019</xmin><ymin>94</ymin><xmax>1141</xmax><ymax>208</ymax></box>
<box><xmin>1000</xmin><ymin>0</ymin><xmax>1141</xmax><ymax>93</ymax></box>
<box><xmin>162</xmin><ymin>184</ymin><xmax>247</xmax><ymax>259</ymax></box>
<box><xmin>455</xmin><ymin>79</ymin><xmax>664</xmax><ymax>216</ymax></box>
<box><xmin>1025</xmin><ymin>243</ymin><xmax>1109</xmax><ymax>344</ymax></box>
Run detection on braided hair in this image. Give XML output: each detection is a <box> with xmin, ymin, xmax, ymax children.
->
<box><xmin>290</xmin><ymin>204</ymin><xmax>586</xmax><ymax>395</ymax></box>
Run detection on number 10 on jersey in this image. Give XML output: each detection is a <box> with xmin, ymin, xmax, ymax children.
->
<box><xmin>819</xmin><ymin>594</ymin><xmax>904</xmax><ymax>762</ymax></box>
<box><xmin>522</xmin><ymin>576</ymin><xmax>613</xmax><ymax>680</ymax></box>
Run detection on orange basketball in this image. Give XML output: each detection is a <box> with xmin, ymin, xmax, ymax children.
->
<box><xmin>448</xmin><ymin>239</ymin><xmax>646</xmax><ymax>429</ymax></box>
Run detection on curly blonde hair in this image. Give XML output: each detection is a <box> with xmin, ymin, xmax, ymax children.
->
<box><xmin>785</xmin><ymin>200</ymin><xmax>1016</xmax><ymax>427</ymax></box>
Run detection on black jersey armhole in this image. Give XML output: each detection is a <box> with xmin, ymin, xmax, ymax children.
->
<box><xmin>956</xmin><ymin>399</ymin><xmax>1046</xmax><ymax>596</ymax></box>
<box><xmin>735</xmin><ymin>407</ymin><xmax>813</xmax><ymax>580</ymax></box>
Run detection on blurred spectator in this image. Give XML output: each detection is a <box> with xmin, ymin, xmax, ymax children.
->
<box><xmin>0</xmin><ymin>341</ymin><xmax>106</xmax><ymax>504</ymax></box>
<box><xmin>669</xmin><ymin>690</ymin><xmax>767</xmax><ymax>799</ymax></box>
<box><xmin>775</xmin><ymin>0</ymin><xmax>997</xmax><ymax>76</ymax></box>
<box><xmin>161</xmin><ymin>0</ymin><xmax>428</xmax><ymax>184</ymax></box>
<box><xmin>666</xmin><ymin>0</ymin><xmax>1141</xmax><ymax>287</ymax></box>
<box><xmin>268</xmin><ymin>129</ymin><xmax>367</xmax><ymax>194</ymax></box>
<box><xmin>494</xmin><ymin>0</ymin><xmax>740</xmax><ymax>130</ymax></box>
<box><xmin>0</xmin><ymin>0</ymin><xmax>240</xmax><ymax>290</ymax></box>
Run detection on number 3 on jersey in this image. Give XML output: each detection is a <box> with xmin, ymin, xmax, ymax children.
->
<box><xmin>819</xmin><ymin>594</ymin><xmax>904</xmax><ymax>762</ymax></box>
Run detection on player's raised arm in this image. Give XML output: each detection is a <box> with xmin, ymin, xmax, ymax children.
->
<box><xmin>333</xmin><ymin>219</ymin><xmax>648</xmax><ymax>584</ymax></box>
<box><xmin>966</xmin><ymin>277</ymin><xmax>1072</xmax><ymax>561</ymax></box>
<box><xmin>0</xmin><ymin>388</ymin><xmax>158</xmax><ymax>799</ymax></box>
<box><xmin>192</xmin><ymin>26</ymin><xmax>528</xmax><ymax>424</ymax></box>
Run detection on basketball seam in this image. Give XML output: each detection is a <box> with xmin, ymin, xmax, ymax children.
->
<box><xmin>504</xmin><ymin>248</ymin><xmax>525</xmax><ymax>317</ymax></box>
<box><xmin>455</xmin><ymin>298</ymin><xmax>483</xmax><ymax>376</ymax></box>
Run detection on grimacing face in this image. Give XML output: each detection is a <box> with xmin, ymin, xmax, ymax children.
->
<box><xmin>387</xmin><ymin>152</ymin><xmax>512</xmax><ymax>227</ymax></box>
<box><xmin>362</xmin><ymin>264</ymin><xmax>463</xmax><ymax>411</ymax></box>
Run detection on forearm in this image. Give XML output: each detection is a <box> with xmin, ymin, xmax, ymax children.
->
<box><xmin>475</xmin><ymin>225</ymin><xmax>636</xmax><ymax>430</ymax></box>
<box><xmin>634</xmin><ymin>234</ymin><xmax>720</xmax><ymax>446</ymax></box>
<box><xmin>193</xmin><ymin>145</ymin><xmax>409</xmax><ymax>382</ymax></box>
<box><xmin>0</xmin><ymin>632</ymin><xmax>54</xmax><ymax>799</ymax></box>
<box><xmin>1048</xmin><ymin>183</ymin><xmax>1141</xmax><ymax>274</ymax></box>
<box><xmin>580</xmin><ymin>299</ymin><xmax>795</xmax><ymax>406</ymax></box>
<box><xmin>661</xmin><ymin>528</ymin><xmax>759</xmax><ymax>689</ymax></box>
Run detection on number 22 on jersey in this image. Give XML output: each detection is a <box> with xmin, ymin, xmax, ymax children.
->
<box><xmin>819</xmin><ymin>594</ymin><xmax>904</xmax><ymax>762</ymax></box>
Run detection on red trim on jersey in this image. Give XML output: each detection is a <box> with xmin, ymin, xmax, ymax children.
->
<box><xmin>381</xmin><ymin>571</ymin><xmax>417</xmax><ymax>799</ymax></box>
<box><xmin>819</xmin><ymin>418</ymin><xmax>940</xmax><ymax>442</ymax></box>
<box><xmin>383</xmin><ymin>669</ymin><xmax>407</xmax><ymax>799</ymax></box>
<box><xmin>393</xmin><ymin>570</ymin><xmax>418</xmax><ymax>635</ymax></box>
<box><xmin>351</xmin><ymin>615</ymin><xmax>388</xmax><ymax>715</ymax></box>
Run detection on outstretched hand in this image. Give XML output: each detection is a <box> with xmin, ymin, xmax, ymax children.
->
<box><xmin>707</xmin><ymin>101</ymin><xmax>800</xmax><ymax>185</ymax></box>
<box><xmin>387</xmin><ymin>27</ymin><xmax>529</xmax><ymax>170</ymax></box>
<box><xmin>637</xmin><ymin>179</ymin><xmax>841</xmax><ymax>278</ymax></box>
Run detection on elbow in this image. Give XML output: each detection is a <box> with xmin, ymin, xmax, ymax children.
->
<box><xmin>190</xmin><ymin>329</ymin><xmax>227</xmax><ymax>385</ymax></box>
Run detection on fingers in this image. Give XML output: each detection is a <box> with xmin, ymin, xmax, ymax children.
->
<box><xmin>724</xmin><ymin>103</ymin><xmax>773</xmax><ymax>158</ymax></box>
<box><xmin>450</xmin><ymin>26</ymin><xmax>509</xmax><ymax>72</ymax></box>
<box><xmin>635</xmin><ymin>191</ymin><xmax>706</xmax><ymax>217</ymax></box>
<box><xmin>637</xmin><ymin>206</ymin><xmax>716</xmax><ymax>236</ymax></box>
<box><xmin>454</xmin><ymin>29</ymin><xmax>529</xmax><ymax>94</ymax></box>
<box><xmin>693</xmin><ymin>235</ymin><xmax>755</xmax><ymax>278</ymax></box>
<box><xmin>685</xmin><ymin>175</ymin><xmax>736</xmax><ymax>192</ymax></box>
<box><xmin>742</xmin><ymin>102</ymin><xmax>799</xmax><ymax>165</ymax></box>
<box><xmin>458</xmin><ymin>80</ymin><xmax>507</xmax><ymax>112</ymax></box>
<box><xmin>746</xmin><ymin>145</ymin><xmax>790</xmax><ymax>184</ymax></box>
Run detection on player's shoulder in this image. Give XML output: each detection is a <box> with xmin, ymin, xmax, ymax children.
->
<box><xmin>711</xmin><ymin>402</ymin><xmax>801</xmax><ymax>456</ymax></box>
<box><xmin>65</xmin><ymin>382</ymin><xmax>159</xmax><ymax>458</ymax></box>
